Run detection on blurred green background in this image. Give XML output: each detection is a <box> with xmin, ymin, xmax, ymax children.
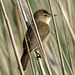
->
<box><xmin>0</xmin><ymin>0</ymin><xmax>75</xmax><ymax>75</ymax></box>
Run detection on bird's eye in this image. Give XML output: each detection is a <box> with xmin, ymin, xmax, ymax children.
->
<box><xmin>44</xmin><ymin>14</ymin><xmax>47</xmax><ymax>16</ymax></box>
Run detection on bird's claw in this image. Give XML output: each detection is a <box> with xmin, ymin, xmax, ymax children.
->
<box><xmin>35</xmin><ymin>49</ymin><xmax>41</xmax><ymax>59</ymax></box>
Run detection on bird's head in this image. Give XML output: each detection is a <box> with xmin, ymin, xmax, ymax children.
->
<box><xmin>34</xmin><ymin>9</ymin><xmax>57</xmax><ymax>25</ymax></box>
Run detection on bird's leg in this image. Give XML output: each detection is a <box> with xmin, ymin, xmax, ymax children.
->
<box><xmin>34</xmin><ymin>49</ymin><xmax>41</xmax><ymax>59</ymax></box>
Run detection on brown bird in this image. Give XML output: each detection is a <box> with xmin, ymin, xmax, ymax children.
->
<box><xmin>21</xmin><ymin>9</ymin><xmax>56</xmax><ymax>71</ymax></box>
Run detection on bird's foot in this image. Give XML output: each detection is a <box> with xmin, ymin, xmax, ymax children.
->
<box><xmin>35</xmin><ymin>50</ymin><xmax>41</xmax><ymax>59</ymax></box>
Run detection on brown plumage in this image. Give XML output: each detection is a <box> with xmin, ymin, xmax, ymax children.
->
<box><xmin>21</xmin><ymin>9</ymin><xmax>51</xmax><ymax>71</ymax></box>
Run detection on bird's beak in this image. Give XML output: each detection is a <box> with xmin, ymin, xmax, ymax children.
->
<box><xmin>54</xmin><ymin>14</ymin><xmax>57</xmax><ymax>17</ymax></box>
<box><xmin>50</xmin><ymin>14</ymin><xmax>57</xmax><ymax>17</ymax></box>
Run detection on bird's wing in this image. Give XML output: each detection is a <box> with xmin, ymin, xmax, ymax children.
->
<box><xmin>26</xmin><ymin>21</ymin><xmax>50</xmax><ymax>49</ymax></box>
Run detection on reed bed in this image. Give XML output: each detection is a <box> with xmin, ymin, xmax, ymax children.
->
<box><xmin>0</xmin><ymin>0</ymin><xmax>75</xmax><ymax>75</ymax></box>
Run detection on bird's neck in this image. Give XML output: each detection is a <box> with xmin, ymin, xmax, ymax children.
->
<box><xmin>35</xmin><ymin>18</ymin><xmax>51</xmax><ymax>25</ymax></box>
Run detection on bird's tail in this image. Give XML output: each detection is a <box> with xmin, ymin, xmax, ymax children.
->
<box><xmin>21</xmin><ymin>50</ymin><xmax>30</xmax><ymax>71</ymax></box>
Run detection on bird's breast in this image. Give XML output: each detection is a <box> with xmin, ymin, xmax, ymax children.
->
<box><xmin>27</xmin><ymin>21</ymin><xmax>50</xmax><ymax>50</ymax></box>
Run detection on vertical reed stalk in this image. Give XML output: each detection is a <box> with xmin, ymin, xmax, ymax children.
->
<box><xmin>48</xmin><ymin>0</ymin><xmax>65</xmax><ymax>74</ymax></box>
<box><xmin>0</xmin><ymin>0</ymin><xmax>24</xmax><ymax>75</ymax></box>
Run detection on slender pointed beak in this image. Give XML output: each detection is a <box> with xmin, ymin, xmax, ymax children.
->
<box><xmin>50</xmin><ymin>14</ymin><xmax>57</xmax><ymax>17</ymax></box>
<box><xmin>54</xmin><ymin>14</ymin><xmax>57</xmax><ymax>17</ymax></box>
